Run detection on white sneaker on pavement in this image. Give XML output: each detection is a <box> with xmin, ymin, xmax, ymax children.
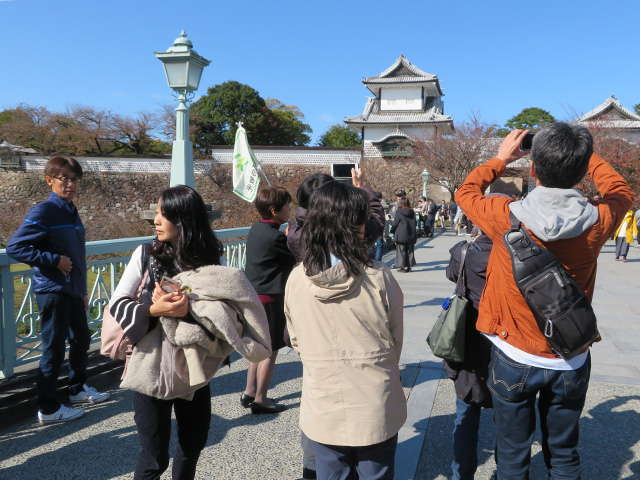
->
<box><xmin>69</xmin><ymin>384</ymin><xmax>111</xmax><ymax>404</ymax></box>
<box><xmin>37</xmin><ymin>405</ymin><xmax>85</xmax><ymax>424</ymax></box>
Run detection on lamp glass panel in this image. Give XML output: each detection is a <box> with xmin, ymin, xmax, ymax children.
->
<box><xmin>186</xmin><ymin>63</ymin><xmax>204</xmax><ymax>90</ymax></box>
<box><xmin>164</xmin><ymin>62</ymin><xmax>188</xmax><ymax>88</ymax></box>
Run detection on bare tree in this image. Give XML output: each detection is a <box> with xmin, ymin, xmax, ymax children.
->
<box><xmin>412</xmin><ymin>113</ymin><xmax>500</xmax><ymax>199</ymax></box>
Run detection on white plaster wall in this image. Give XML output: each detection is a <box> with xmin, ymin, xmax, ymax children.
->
<box><xmin>363</xmin><ymin>126</ymin><xmax>395</xmax><ymax>142</ymax></box>
<box><xmin>380</xmin><ymin>86</ymin><xmax>422</xmax><ymax>111</ymax></box>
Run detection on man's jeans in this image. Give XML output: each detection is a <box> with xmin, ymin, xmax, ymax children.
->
<box><xmin>452</xmin><ymin>396</ymin><xmax>482</xmax><ymax>480</ymax></box>
<box><xmin>488</xmin><ymin>345</ymin><xmax>591</xmax><ymax>480</ymax></box>
<box><xmin>36</xmin><ymin>293</ymin><xmax>90</xmax><ymax>414</ymax></box>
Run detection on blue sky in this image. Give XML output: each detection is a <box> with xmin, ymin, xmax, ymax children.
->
<box><xmin>1</xmin><ymin>0</ymin><xmax>638</xmax><ymax>144</ymax></box>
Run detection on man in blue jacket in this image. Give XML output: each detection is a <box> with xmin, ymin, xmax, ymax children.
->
<box><xmin>7</xmin><ymin>156</ymin><xmax>110</xmax><ymax>424</ymax></box>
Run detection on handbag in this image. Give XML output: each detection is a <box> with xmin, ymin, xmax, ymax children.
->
<box><xmin>100</xmin><ymin>244</ymin><xmax>150</xmax><ymax>374</ymax></box>
<box><xmin>427</xmin><ymin>243</ymin><xmax>469</xmax><ymax>362</ymax></box>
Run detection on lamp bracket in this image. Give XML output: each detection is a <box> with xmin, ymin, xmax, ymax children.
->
<box><xmin>171</xmin><ymin>89</ymin><xmax>195</xmax><ymax>105</ymax></box>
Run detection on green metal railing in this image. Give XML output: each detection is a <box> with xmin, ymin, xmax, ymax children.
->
<box><xmin>0</xmin><ymin>227</ymin><xmax>252</xmax><ymax>379</ymax></box>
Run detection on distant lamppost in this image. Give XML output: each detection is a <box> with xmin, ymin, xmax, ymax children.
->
<box><xmin>421</xmin><ymin>168</ymin><xmax>430</xmax><ymax>198</ymax></box>
<box><xmin>154</xmin><ymin>30</ymin><xmax>210</xmax><ymax>188</ymax></box>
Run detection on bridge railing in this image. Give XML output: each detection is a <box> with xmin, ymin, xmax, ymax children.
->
<box><xmin>0</xmin><ymin>227</ymin><xmax>252</xmax><ymax>379</ymax></box>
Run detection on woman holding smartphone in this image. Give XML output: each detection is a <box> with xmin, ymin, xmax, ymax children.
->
<box><xmin>110</xmin><ymin>185</ymin><xmax>224</xmax><ymax>480</ymax></box>
<box><xmin>285</xmin><ymin>181</ymin><xmax>406</xmax><ymax>480</ymax></box>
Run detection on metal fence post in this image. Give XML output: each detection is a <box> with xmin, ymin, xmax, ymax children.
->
<box><xmin>0</xmin><ymin>256</ymin><xmax>17</xmax><ymax>378</ymax></box>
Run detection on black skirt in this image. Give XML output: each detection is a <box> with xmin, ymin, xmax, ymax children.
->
<box><xmin>263</xmin><ymin>297</ymin><xmax>287</xmax><ymax>351</ymax></box>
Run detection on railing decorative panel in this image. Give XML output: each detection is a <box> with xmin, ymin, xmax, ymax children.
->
<box><xmin>0</xmin><ymin>227</ymin><xmax>255</xmax><ymax>378</ymax></box>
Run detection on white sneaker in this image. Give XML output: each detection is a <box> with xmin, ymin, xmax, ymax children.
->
<box><xmin>38</xmin><ymin>405</ymin><xmax>85</xmax><ymax>424</ymax></box>
<box><xmin>69</xmin><ymin>384</ymin><xmax>111</xmax><ymax>404</ymax></box>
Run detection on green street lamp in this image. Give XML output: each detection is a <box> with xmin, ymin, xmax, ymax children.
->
<box><xmin>154</xmin><ymin>30</ymin><xmax>210</xmax><ymax>188</ymax></box>
<box><xmin>421</xmin><ymin>168</ymin><xmax>430</xmax><ymax>198</ymax></box>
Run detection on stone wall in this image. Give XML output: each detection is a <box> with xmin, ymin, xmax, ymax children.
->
<box><xmin>0</xmin><ymin>163</ymin><xmax>331</xmax><ymax>247</ymax></box>
<box><xmin>359</xmin><ymin>156</ymin><xmax>447</xmax><ymax>203</ymax></box>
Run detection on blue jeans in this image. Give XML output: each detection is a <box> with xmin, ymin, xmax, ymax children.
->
<box><xmin>374</xmin><ymin>238</ymin><xmax>383</xmax><ymax>261</ymax></box>
<box><xmin>452</xmin><ymin>396</ymin><xmax>482</xmax><ymax>480</ymax></box>
<box><xmin>310</xmin><ymin>434</ymin><xmax>397</xmax><ymax>480</ymax></box>
<box><xmin>36</xmin><ymin>293</ymin><xmax>90</xmax><ymax>414</ymax></box>
<box><xmin>488</xmin><ymin>346</ymin><xmax>591</xmax><ymax>480</ymax></box>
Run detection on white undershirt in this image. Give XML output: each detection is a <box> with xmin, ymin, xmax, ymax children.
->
<box><xmin>484</xmin><ymin>334</ymin><xmax>588</xmax><ymax>371</ymax></box>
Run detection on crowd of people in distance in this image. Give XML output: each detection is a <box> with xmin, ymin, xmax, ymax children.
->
<box><xmin>5</xmin><ymin>120</ymin><xmax>636</xmax><ymax>480</ymax></box>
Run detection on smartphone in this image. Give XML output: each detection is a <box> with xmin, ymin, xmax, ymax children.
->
<box><xmin>160</xmin><ymin>276</ymin><xmax>181</xmax><ymax>294</ymax></box>
<box><xmin>520</xmin><ymin>132</ymin><xmax>535</xmax><ymax>151</ymax></box>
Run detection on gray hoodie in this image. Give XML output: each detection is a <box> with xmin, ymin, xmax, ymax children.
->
<box><xmin>509</xmin><ymin>187</ymin><xmax>599</xmax><ymax>242</ymax></box>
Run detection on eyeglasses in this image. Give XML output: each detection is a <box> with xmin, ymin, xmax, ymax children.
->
<box><xmin>52</xmin><ymin>175</ymin><xmax>81</xmax><ymax>184</ymax></box>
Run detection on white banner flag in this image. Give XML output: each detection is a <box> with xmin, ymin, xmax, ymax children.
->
<box><xmin>232</xmin><ymin>125</ymin><xmax>260</xmax><ymax>202</ymax></box>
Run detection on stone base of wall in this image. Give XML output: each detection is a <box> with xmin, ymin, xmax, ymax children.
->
<box><xmin>0</xmin><ymin>164</ymin><xmax>331</xmax><ymax>247</ymax></box>
<box><xmin>360</xmin><ymin>156</ymin><xmax>439</xmax><ymax>203</ymax></box>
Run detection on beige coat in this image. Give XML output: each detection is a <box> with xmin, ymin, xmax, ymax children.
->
<box><xmin>121</xmin><ymin>265</ymin><xmax>271</xmax><ymax>400</ymax></box>
<box><xmin>284</xmin><ymin>260</ymin><xmax>406</xmax><ymax>447</ymax></box>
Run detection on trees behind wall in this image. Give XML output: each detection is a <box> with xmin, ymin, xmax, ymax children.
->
<box><xmin>496</xmin><ymin>107</ymin><xmax>557</xmax><ymax>137</ymax></box>
<box><xmin>412</xmin><ymin>114</ymin><xmax>501</xmax><ymax>200</ymax></box>
<box><xmin>0</xmin><ymin>80</ymin><xmax>314</xmax><ymax>156</ymax></box>
<box><xmin>0</xmin><ymin>104</ymin><xmax>171</xmax><ymax>156</ymax></box>
<box><xmin>316</xmin><ymin>123</ymin><xmax>361</xmax><ymax>147</ymax></box>
<box><xmin>189</xmin><ymin>80</ymin><xmax>312</xmax><ymax>150</ymax></box>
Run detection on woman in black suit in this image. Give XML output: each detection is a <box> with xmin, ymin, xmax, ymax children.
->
<box><xmin>242</xmin><ymin>186</ymin><xmax>296</xmax><ymax>413</ymax></box>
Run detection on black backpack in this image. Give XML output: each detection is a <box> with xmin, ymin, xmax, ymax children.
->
<box><xmin>503</xmin><ymin>213</ymin><xmax>599</xmax><ymax>359</ymax></box>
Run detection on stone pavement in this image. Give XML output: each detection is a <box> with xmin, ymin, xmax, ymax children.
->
<box><xmin>0</xmin><ymin>231</ymin><xmax>639</xmax><ymax>479</ymax></box>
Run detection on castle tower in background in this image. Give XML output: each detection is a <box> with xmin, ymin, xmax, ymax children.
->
<box><xmin>345</xmin><ymin>55</ymin><xmax>454</xmax><ymax>159</ymax></box>
<box><xmin>575</xmin><ymin>95</ymin><xmax>640</xmax><ymax>144</ymax></box>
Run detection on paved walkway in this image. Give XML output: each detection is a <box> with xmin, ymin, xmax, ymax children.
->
<box><xmin>1</xmin><ymin>231</ymin><xmax>639</xmax><ymax>479</ymax></box>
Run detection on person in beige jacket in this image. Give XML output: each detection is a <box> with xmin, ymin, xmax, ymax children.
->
<box><xmin>284</xmin><ymin>181</ymin><xmax>406</xmax><ymax>480</ymax></box>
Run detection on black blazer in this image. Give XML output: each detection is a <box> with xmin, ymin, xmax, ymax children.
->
<box><xmin>244</xmin><ymin>221</ymin><xmax>296</xmax><ymax>295</ymax></box>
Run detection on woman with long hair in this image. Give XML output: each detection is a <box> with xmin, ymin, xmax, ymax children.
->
<box><xmin>391</xmin><ymin>197</ymin><xmax>417</xmax><ymax>272</ymax></box>
<box><xmin>285</xmin><ymin>181</ymin><xmax>406</xmax><ymax>480</ymax></box>
<box><xmin>110</xmin><ymin>185</ymin><xmax>224</xmax><ymax>480</ymax></box>
<box><xmin>242</xmin><ymin>186</ymin><xmax>297</xmax><ymax>414</ymax></box>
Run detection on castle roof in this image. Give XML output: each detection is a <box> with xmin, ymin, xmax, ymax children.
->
<box><xmin>576</xmin><ymin>95</ymin><xmax>640</xmax><ymax>129</ymax></box>
<box><xmin>362</xmin><ymin>55</ymin><xmax>443</xmax><ymax>97</ymax></box>
<box><xmin>344</xmin><ymin>97</ymin><xmax>453</xmax><ymax>126</ymax></box>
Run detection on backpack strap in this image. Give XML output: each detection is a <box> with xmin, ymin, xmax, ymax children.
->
<box><xmin>455</xmin><ymin>243</ymin><xmax>470</xmax><ymax>296</ymax></box>
<box><xmin>504</xmin><ymin>212</ymin><xmax>560</xmax><ymax>283</ymax></box>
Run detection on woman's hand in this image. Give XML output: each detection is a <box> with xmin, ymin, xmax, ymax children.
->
<box><xmin>150</xmin><ymin>283</ymin><xmax>189</xmax><ymax>318</ymax></box>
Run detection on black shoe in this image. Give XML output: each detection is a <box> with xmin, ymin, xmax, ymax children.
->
<box><xmin>405</xmin><ymin>268</ymin><xmax>412</xmax><ymax>273</ymax></box>
<box><xmin>250</xmin><ymin>402</ymin><xmax>287</xmax><ymax>414</ymax></box>
<box><xmin>240</xmin><ymin>393</ymin><xmax>254</xmax><ymax>408</ymax></box>
<box><xmin>302</xmin><ymin>467</ymin><xmax>317</xmax><ymax>479</ymax></box>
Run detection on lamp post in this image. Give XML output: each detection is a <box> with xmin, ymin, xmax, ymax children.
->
<box><xmin>421</xmin><ymin>168</ymin><xmax>430</xmax><ymax>198</ymax></box>
<box><xmin>154</xmin><ymin>30</ymin><xmax>210</xmax><ymax>188</ymax></box>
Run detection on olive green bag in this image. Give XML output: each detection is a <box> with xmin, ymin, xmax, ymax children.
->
<box><xmin>427</xmin><ymin>243</ymin><xmax>469</xmax><ymax>363</ymax></box>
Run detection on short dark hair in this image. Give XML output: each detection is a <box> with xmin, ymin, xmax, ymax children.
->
<box><xmin>44</xmin><ymin>156</ymin><xmax>83</xmax><ymax>179</ymax></box>
<box><xmin>296</xmin><ymin>173</ymin><xmax>334</xmax><ymax>209</ymax></box>
<box><xmin>254</xmin><ymin>186</ymin><xmax>292</xmax><ymax>219</ymax></box>
<box><xmin>302</xmin><ymin>181</ymin><xmax>371</xmax><ymax>278</ymax></box>
<box><xmin>532</xmin><ymin>122</ymin><xmax>593</xmax><ymax>188</ymax></box>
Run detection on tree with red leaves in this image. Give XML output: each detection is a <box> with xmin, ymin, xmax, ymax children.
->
<box><xmin>411</xmin><ymin>113</ymin><xmax>501</xmax><ymax>199</ymax></box>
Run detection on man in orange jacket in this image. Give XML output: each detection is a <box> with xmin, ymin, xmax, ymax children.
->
<box><xmin>456</xmin><ymin>123</ymin><xmax>633</xmax><ymax>480</ymax></box>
